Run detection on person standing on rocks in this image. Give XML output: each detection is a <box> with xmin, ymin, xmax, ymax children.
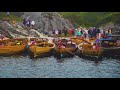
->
<box><xmin>31</xmin><ymin>20</ymin><xmax>35</xmax><ymax>29</ymax></box>
<box><xmin>23</xmin><ymin>18</ymin><xmax>27</xmax><ymax>27</ymax></box>
<box><xmin>26</xmin><ymin>19</ymin><xmax>31</xmax><ymax>30</ymax></box>
<box><xmin>63</xmin><ymin>26</ymin><xmax>67</xmax><ymax>37</ymax></box>
<box><xmin>6</xmin><ymin>12</ymin><xmax>10</xmax><ymax>16</ymax></box>
<box><xmin>52</xmin><ymin>28</ymin><xmax>55</xmax><ymax>37</ymax></box>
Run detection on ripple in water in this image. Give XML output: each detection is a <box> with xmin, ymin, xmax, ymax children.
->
<box><xmin>0</xmin><ymin>55</ymin><xmax>120</xmax><ymax>78</ymax></box>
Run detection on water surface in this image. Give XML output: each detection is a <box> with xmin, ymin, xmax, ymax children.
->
<box><xmin>0</xmin><ymin>55</ymin><xmax>120</xmax><ymax>78</ymax></box>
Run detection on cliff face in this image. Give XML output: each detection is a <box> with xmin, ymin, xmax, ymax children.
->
<box><xmin>0</xmin><ymin>12</ymin><xmax>74</xmax><ymax>38</ymax></box>
<box><xmin>17</xmin><ymin>12</ymin><xmax>74</xmax><ymax>32</ymax></box>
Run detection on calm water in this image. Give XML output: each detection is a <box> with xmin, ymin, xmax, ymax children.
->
<box><xmin>0</xmin><ymin>55</ymin><xmax>120</xmax><ymax>78</ymax></box>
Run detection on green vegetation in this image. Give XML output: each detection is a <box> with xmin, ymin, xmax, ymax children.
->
<box><xmin>1</xmin><ymin>12</ymin><xmax>120</xmax><ymax>28</ymax></box>
<box><xmin>59</xmin><ymin>12</ymin><xmax>120</xmax><ymax>27</ymax></box>
<box><xmin>0</xmin><ymin>12</ymin><xmax>22</xmax><ymax>22</ymax></box>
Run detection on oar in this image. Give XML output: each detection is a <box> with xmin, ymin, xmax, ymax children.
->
<box><xmin>64</xmin><ymin>47</ymin><xmax>78</xmax><ymax>58</ymax></box>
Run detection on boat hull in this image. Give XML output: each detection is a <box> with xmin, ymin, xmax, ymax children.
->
<box><xmin>78</xmin><ymin>43</ymin><xmax>103</xmax><ymax>58</ymax></box>
<box><xmin>29</xmin><ymin>43</ymin><xmax>55</xmax><ymax>58</ymax></box>
<box><xmin>0</xmin><ymin>45</ymin><xmax>26</xmax><ymax>55</ymax></box>
<box><xmin>54</xmin><ymin>47</ymin><xmax>76</xmax><ymax>54</ymax></box>
<box><xmin>102</xmin><ymin>47</ymin><xmax>120</xmax><ymax>57</ymax></box>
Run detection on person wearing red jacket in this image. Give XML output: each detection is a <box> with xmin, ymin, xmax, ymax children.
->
<box><xmin>69</xmin><ymin>28</ymin><xmax>73</xmax><ymax>37</ymax></box>
<box><xmin>58</xmin><ymin>41</ymin><xmax>63</xmax><ymax>48</ymax></box>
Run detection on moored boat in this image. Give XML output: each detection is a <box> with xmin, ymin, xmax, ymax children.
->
<box><xmin>71</xmin><ymin>37</ymin><xmax>84</xmax><ymax>45</ymax></box>
<box><xmin>29</xmin><ymin>42</ymin><xmax>55</xmax><ymax>58</ymax></box>
<box><xmin>54</xmin><ymin>39</ymin><xmax>77</xmax><ymax>58</ymax></box>
<box><xmin>0</xmin><ymin>40</ymin><xmax>27</xmax><ymax>55</ymax></box>
<box><xmin>78</xmin><ymin>37</ymin><xmax>120</xmax><ymax>58</ymax></box>
<box><xmin>99</xmin><ymin>38</ymin><xmax>120</xmax><ymax>57</ymax></box>
<box><xmin>78</xmin><ymin>42</ymin><xmax>103</xmax><ymax>58</ymax></box>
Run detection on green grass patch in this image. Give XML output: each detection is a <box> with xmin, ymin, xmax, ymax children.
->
<box><xmin>0</xmin><ymin>12</ymin><xmax>22</xmax><ymax>23</ymax></box>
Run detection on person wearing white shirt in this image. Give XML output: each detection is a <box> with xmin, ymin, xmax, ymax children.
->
<box><xmin>31</xmin><ymin>20</ymin><xmax>35</xmax><ymax>29</ymax></box>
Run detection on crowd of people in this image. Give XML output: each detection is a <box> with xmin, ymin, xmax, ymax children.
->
<box><xmin>51</xmin><ymin>26</ymin><xmax>112</xmax><ymax>40</ymax></box>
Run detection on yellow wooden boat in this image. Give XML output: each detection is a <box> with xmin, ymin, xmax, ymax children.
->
<box><xmin>0</xmin><ymin>38</ymin><xmax>28</xmax><ymax>55</ymax></box>
<box><xmin>29</xmin><ymin>42</ymin><xmax>55</xmax><ymax>58</ymax></box>
<box><xmin>71</xmin><ymin>37</ymin><xmax>84</xmax><ymax>45</ymax></box>
<box><xmin>71</xmin><ymin>37</ymin><xmax>95</xmax><ymax>45</ymax></box>
<box><xmin>0</xmin><ymin>45</ymin><xmax>26</xmax><ymax>55</ymax></box>
<box><xmin>78</xmin><ymin>43</ymin><xmax>103</xmax><ymax>58</ymax></box>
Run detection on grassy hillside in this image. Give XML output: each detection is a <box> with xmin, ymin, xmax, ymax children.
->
<box><xmin>59</xmin><ymin>12</ymin><xmax>120</xmax><ymax>28</ymax></box>
<box><xmin>0</xmin><ymin>12</ymin><xmax>22</xmax><ymax>22</ymax></box>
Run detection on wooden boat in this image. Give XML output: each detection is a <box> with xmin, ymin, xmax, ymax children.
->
<box><xmin>0</xmin><ymin>43</ymin><xmax>26</xmax><ymax>55</ymax></box>
<box><xmin>0</xmin><ymin>38</ymin><xmax>28</xmax><ymax>56</ymax></box>
<box><xmin>71</xmin><ymin>37</ymin><xmax>96</xmax><ymax>45</ymax></box>
<box><xmin>78</xmin><ymin>42</ymin><xmax>103</xmax><ymax>58</ymax></box>
<box><xmin>54</xmin><ymin>39</ymin><xmax>77</xmax><ymax>57</ymax></box>
<box><xmin>78</xmin><ymin>38</ymin><xmax>120</xmax><ymax>58</ymax></box>
<box><xmin>71</xmin><ymin>37</ymin><xmax>84</xmax><ymax>45</ymax></box>
<box><xmin>29</xmin><ymin>42</ymin><xmax>55</xmax><ymax>58</ymax></box>
<box><xmin>99</xmin><ymin>39</ymin><xmax>120</xmax><ymax>57</ymax></box>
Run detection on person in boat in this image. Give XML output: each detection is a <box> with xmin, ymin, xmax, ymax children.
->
<box><xmin>28</xmin><ymin>40</ymin><xmax>36</xmax><ymax>46</ymax></box>
<box><xmin>92</xmin><ymin>42</ymin><xmax>99</xmax><ymax>50</ymax></box>
<box><xmin>102</xmin><ymin>41</ymin><xmax>109</xmax><ymax>47</ymax></box>
<box><xmin>38</xmin><ymin>43</ymin><xmax>44</xmax><ymax>47</ymax></box>
<box><xmin>116</xmin><ymin>40</ymin><xmax>120</xmax><ymax>46</ymax></box>
<box><xmin>0</xmin><ymin>41</ymin><xmax>4</xmax><ymax>46</ymax></box>
<box><xmin>58</xmin><ymin>41</ymin><xmax>63</xmax><ymax>48</ymax></box>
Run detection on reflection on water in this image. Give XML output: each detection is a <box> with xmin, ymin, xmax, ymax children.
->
<box><xmin>0</xmin><ymin>55</ymin><xmax>120</xmax><ymax>78</ymax></box>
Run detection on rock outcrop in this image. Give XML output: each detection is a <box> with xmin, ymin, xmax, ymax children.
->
<box><xmin>0</xmin><ymin>20</ymin><xmax>45</xmax><ymax>38</ymax></box>
<box><xmin>0</xmin><ymin>12</ymin><xmax>74</xmax><ymax>38</ymax></box>
<box><xmin>17</xmin><ymin>12</ymin><xmax>74</xmax><ymax>33</ymax></box>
